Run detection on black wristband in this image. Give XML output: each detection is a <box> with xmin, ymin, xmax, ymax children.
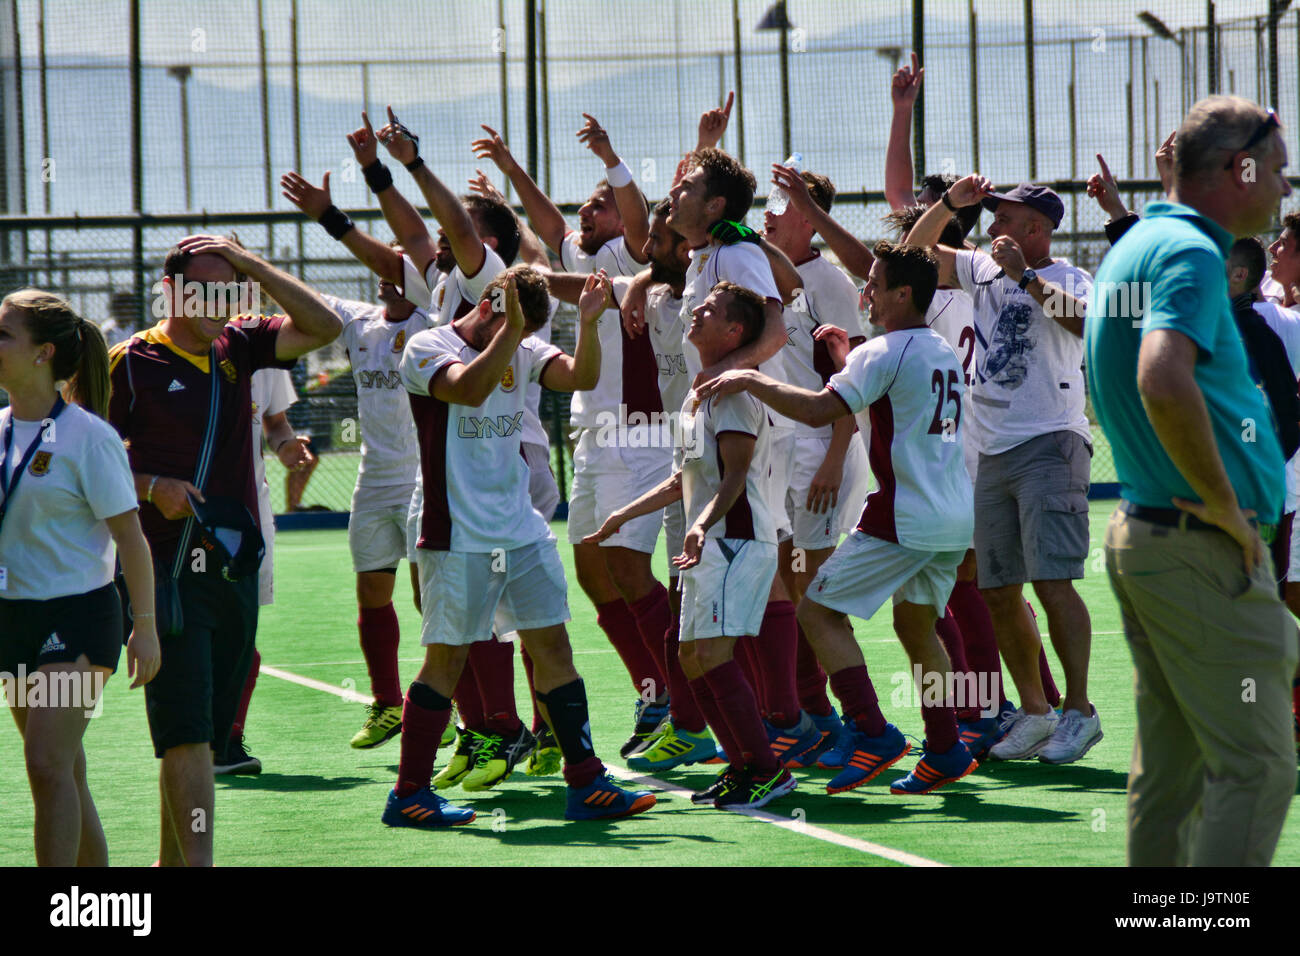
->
<box><xmin>404</xmin><ymin>156</ymin><xmax>425</xmax><ymax>173</ymax></box>
<box><xmin>941</xmin><ymin>190</ymin><xmax>958</xmax><ymax>212</ymax></box>
<box><xmin>362</xmin><ymin>160</ymin><xmax>393</xmax><ymax>194</ymax></box>
<box><xmin>318</xmin><ymin>205</ymin><xmax>355</xmax><ymax>241</ymax></box>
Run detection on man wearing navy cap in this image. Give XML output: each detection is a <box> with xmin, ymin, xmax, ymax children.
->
<box><xmin>908</xmin><ymin>176</ymin><xmax>1102</xmax><ymax>766</ymax></box>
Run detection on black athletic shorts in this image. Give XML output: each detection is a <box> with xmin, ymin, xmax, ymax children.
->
<box><xmin>0</xmin><ymin>583</ymin><xmax>123</xmax><ymax>676</ymax></box>
<box><xmin>135</xmin><ymin>565</ymin><xmax>258</xmax><ymax>759</ymax></box>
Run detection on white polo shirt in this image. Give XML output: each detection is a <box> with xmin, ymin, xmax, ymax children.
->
<box><xmin>0</xmin><ymin>402</ymin><xmax>137</xmax><ymax>600</ymax></box>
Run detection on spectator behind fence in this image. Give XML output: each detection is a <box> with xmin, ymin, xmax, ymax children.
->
<box><xmin>1086</xmin><ymin>95</ymin><xmax>1298</xmax><ymax>866</ymax></box>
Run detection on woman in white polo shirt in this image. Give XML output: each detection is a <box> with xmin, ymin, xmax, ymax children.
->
<box><xmin>0</xmin><ymin>289</ymin><xmax>159</xmax><ymax>866</ymax></box>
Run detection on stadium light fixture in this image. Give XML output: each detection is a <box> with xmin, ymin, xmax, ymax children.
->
<box><xmin>756</xmin><ymin>1</ymin><xmax>795</xmax><ymax>159</ymax></box>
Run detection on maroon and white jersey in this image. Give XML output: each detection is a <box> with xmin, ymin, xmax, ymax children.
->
<box><xmin>329</xmin><ymin>294</ymin><xmax>433</xmax><ymax>495</ymax></box>
<box><xmin>561</xmin><ymin>234</ymin><xmax>652</xmax><ymax>428</ymax></box>
<box><xmin>400</xmin><ymin>323</ymin><xmax>562</xmax><ymax>553</ymax></box>
<box><xmin>826</xmin><ymin>327</ymin><xmax>973</xmax><ymax>551</ymax></box>
<box><xmin>675</xmin><ymin>389</ymin><xmax>775</xmax><ymax>543</ymax></box>
<box><xmin>680</xmin><ymin>241</ymin><xmax>782</xmax><ymax>381</ymax></box>
<box><xmin>782</xmin><ymin>252</ymin><xmax>863</xmax><ymax>439</ymax></box>
<box><xmin>646</xmin><ymin>283</ymin><xmax>689</xmax><ymax>416</ymax></box>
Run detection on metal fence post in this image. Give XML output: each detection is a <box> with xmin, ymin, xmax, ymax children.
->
<box><xmin>1024</xmin><ymin>0</ymin><xmax>1036</xmax><ymax>180</ymax></box>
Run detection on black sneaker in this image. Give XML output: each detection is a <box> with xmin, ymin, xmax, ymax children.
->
<box><xmin>214</xmin><ymin>733</ymin><xmax>262</xmax><ymax>775</ymax></box>
<box><xmin>619</xmin><ymin>696</ymin><xmax>670</xmax><ymax>758</ymax></box>
<box><xmin>713</xmin><ymin>766</ymin><xmax>796</xmax><ymax>809</ymax></box>
<box><xmin>691</xmin><ymin>766</ymin><xmax>743</xmax><ymax>804</ymax></box>
<box><xmin>461</xmin><ymin>724</ymin><xmax>536</xmax><ymax>791</ymax></box>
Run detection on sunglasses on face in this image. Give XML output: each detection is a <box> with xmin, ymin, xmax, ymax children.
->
<box><xmin>1223</xmin><ymin>109</ymin><xmax>1282</xmax><ymax>170</ymax></box>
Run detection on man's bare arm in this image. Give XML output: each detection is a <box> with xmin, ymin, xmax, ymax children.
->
<box><xmin>472</xmin><ymin>124</ymin><xmax>567</xmax><ymax>254</ymax></box>
<box><xmin>885</xmin><ymin>52</ymin><xmax>924</xmax><ymax>210</ymax></box>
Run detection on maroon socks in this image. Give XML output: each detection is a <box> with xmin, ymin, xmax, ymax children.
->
<box><xmin>395</xmin><ymin>681</ymin><xmax>452</xmax><ymax>798</ymax></box>
<box><xmin>754</xmin><ymin>600</ymin><xmax>801</xmax><ymax>729</ymax></box>
<box><xmin>230</xmin><ymin>648</ymin><xmax>260</xmax><ymax>740</ymax></box>
<box><xmin>795</xmin><ymin>624</ymin><xmax>833</xmax><ymax>717</ymax></box>
<box><xmin>596</xmin><ymin>598</ymin><xmax>666</xmax><ymax>695</ymax></box>
<box><xmin>359</xmin><ymin>603</ymin><xmax>402</xmax><ymax>708</ymax></box>
<box><xmin>829</xmin><ymin>664</ymin><xmax>888</xmax><ymax>738</ymax></box>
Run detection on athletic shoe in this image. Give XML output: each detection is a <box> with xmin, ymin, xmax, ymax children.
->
<box><xmin>957</xmin><ymin>714</ymin><xmax>1007</xmax><ymax>761</ymax></box>
<box><xmin>987</xmin><ymin>708</ymin><xmax>1060</xmax><ymax>760</ymax></box>
<box><xmin>525</xmin><ymin>725</ymin><xmax>563</xmax><ymax>777</ymax></box>
<box><xmin>461</xmin><ymin>724</ymin><xmax>536</xmax><ymax>791</ymax></box>
<box><xmin>691</xmin><ymin>766</ymin><xmax>743</xmax><ymax>804</ymax></box>
<box><xmin>815</xmin><ymin>713</ymin><xmax>858</xmax><ymax>769</ymax></box>
<box><xmin>826</xmin><ymin>724</ymin><xmax>911</xmax><ymax>794</ymax></box>
<box><xmin>619</xmin><ymin>697</ymin><xmax>670</xmax><ymax>758</ymax></box>
<box><xmin>766</xmin><ymin>712</ymin><xmax>824</xmax><ymax>767</ymax></box>
<box><xmin>788</xmin><ymin>709</ymin><xmax>849</xmax><ymax>768</ymax></box>
<box><xmin>431</xmin><ymin>727</ymin><xmax>480</xmax><ymax>790</ymax></box>
<box><xmin>714</xmin><ymin>766</ymin><xmax>797</xmax><ymax>810</ymax></box>
<box><xmin>889</xmin><ymin>740</ymin><xmax>978</xmax><ymax>795</ymax></box>
<box><xmin>627</xmin><ymin>723</ymin><xmax>718</xmax><ymax>772</ymax></box>
<box><xmin>350</xmin><ymin>702</ymin><xmax>403</xmax><ymax>749</ymax></box>
<box><xmin>382</xmin><ymin>786</ymin><xmax>476</xmax><ymax>828</ymax></box>
<box><xmin>565</xmin><ymin>773</ymin><xmax>657</xmax><ymax>820</ymax></box>
<box><xmin>214</xmin><ymin>733</ymin><xmax>262</xmax><ymax>775</ymax></box>
<box><xmin>1038</xmin><ymin>705</ymin><xmax>1103</xmax><ymax>764</ymax></box>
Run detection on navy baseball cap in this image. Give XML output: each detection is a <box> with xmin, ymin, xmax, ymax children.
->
<box><xmin>982</xmin><ymin>184</ymin><xmax>1065</xmax><ymax>230</ymax></box>
<box><xmin>188</xmin><ymin>494</ymin><xmax>265</xmax><ymax>583</ymax></box>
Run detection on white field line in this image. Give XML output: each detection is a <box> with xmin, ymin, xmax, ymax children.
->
<box><xmin>262</xmin><ymin>664</ymin><xmax>946</xmax><ymax>867</ymax></box>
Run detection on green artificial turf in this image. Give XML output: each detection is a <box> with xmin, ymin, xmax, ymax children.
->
<box><xmin>1</xmin><ymin>503</ymin><xmax>1295</xmax><ymax>867</ymax></box>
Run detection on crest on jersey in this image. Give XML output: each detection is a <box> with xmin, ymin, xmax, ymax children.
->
<box><xmin>500</xmin><ymin>366</ymin><xmax>516</xmax><ymax>392</ymax></box>
<box><xmin>29</xmin><ymin>451</ymin><xmax>52</xmax><ymax>476</ymax></box>
<box><xmin>219</xmin><ymin>358</ymin><xmax>237</xmax><ymax>383</ymax></box>
<box><xmin>392</xmin><ymin>330</ymin><xmax>407</xmax><ymax>353</ymax></box>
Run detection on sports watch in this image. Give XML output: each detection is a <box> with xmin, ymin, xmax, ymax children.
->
<box><xmin>1017</xmin><ymin>268</ymin><xmax>1038</xmax><ymax>290</ymax></box>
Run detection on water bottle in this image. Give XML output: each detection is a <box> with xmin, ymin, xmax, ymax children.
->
<box><xmin>766</xmin><ymin>152</ymin><xmax>804</xmax><ymax>215</ymax></box>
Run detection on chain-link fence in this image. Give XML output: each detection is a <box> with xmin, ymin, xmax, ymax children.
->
<box><xmin>3</xmin><ymin>1</ymin><xmax>1298</xmax><ymax>511</ymax></box>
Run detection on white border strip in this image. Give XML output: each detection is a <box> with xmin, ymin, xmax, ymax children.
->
<box><xmin>262</xmin><ymin>664</ymin><xmax>946</xmax><ymax>867</ymax></box>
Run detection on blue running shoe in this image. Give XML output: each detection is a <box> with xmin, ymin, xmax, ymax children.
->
<box><xmin>766</xmin><ymin>712</ymin><xmax>823</xmax><ymax>767</ymax></box>
<box><xmin>890</xmin><ymin>740</ymin><xmax>978</xmax><ymax>795</ymax></box>
<box><xmin>565</xmin><ymin>772</ymin><xmax>657</xmax><ymax>821</ymax></box>
<box><xmin>957</xmin><ymin>715</ymin><xmax>1005</xmax><ymax>760</ymax></box>
<box><xmin>620</xmin><ymin>697</ymin><xmax>670</xmax><ymax>758</ymax></box>
<box><xmin>826</xmin><ymin>724</ymin><xmax>911</xmax><ymax>794</ymax></box>
<box><xmin>816</xmin><ymin>713</ymin><xmax>858</xmax><ymax>769</ymax></box>
<box><xmin>790</xmin><ymin>709</ymin><xmax>850</xmax><ymax>768</ymax></box>
<box><xmin>382</xmin><ymin>786</ymin><xmax>476</xmax><ymax>828</ymax></box>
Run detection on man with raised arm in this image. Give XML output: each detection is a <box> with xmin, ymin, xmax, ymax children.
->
<box><xmin>108</xmin><ymin>234</ymin><xmax>341</xmax><ymax>866</ymax></box>
<box><xmin>695</xmin><ymin>241</ymin><xmax>980</xmax><ymax>796</ymax></box>
<box><xmin>907</xmin><ymin>173</ymin><xmax>1101</xmax><ymax>765</ymax></box>
<box><xmin>385</xmin><ymin>266</ymin><xmax>655</xmax><ymax>827</ymax></box>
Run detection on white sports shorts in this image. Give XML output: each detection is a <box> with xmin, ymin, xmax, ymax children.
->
<box><xmin>566</xmin><ymin>427</ymin><xmax>671</xmax><ymax>553</ymax></box>
<box><xmin>349</xmin><ymin>503</ymin><xmax>410</xmax><ymax>573</ymax></box>
<box><xmin>416</xmin><ymin>537</ymin><xmax>570</xmax><ymax>646</ymax></box>
<box><xmin>679</xmin><ymin>538</ymin><xmax>777</xmax><ymax>642</ymax></box>
<box><xmin>806</xmin><ymin>529</ymin><xmax>965</xmax><ymax>620</ymax></box>
<box><xmin>786</xmin><ymin>434</ymin><xmax>869</xmax><ymax>551</ymax></box>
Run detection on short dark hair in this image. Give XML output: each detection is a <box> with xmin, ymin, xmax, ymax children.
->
<box><xmin>883</xmin><ymin>204</ymin><xmax>965</xmax><ymax>248</ymax></box>
<box><xmin>1229</xmin><ymin>237</ymin><xmax>1268</xmax><ymax>290</ymax></box>
<box><xmin>1283</xmin><ymin>211</ymin><xmax>1300</xmax><ymax>235</ymax></box>
<box><xmin>801</xmin><ymin>171</ymin><xmax>836</xmax><ymax>214</ymax></box>
<box><xmin>920</xmin><ymin>172</ymin><xmax>958</xmax><ymax>196</ymax></box>
<box><xmin>689</xmin><ymin>148</ymin><xmax>756</xmax><ymax>223</ymax></box>
<box><xmin>653</xmin><ymin>197</ymin><xmax>672</xmax><ymax>218</ymax></box>
<box><xmin>464</xmin><ymin>194</ymin><xmax>522</xmax><ymax>266</ymax></box>
<box><xmin>481</xmin><ymin>264</ymin><xmax>550</xmax><ymax>333</ymax></box>
<box><xmin>163</xmin><ymin>246</ymin><xmax>191</xmax><ymax>281</ymax></box>
<box><xmin>712</xmin><ymin>280</ymin><xmax>766</xmax><ymax>348</ymax></box>
<box><xmin>872</xmin><ymin>240</ymin><xmax>939</xmax><ymax>313</ymax></box>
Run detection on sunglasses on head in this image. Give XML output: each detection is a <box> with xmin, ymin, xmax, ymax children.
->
<box><xmin>1223</xmin><ymin>109</ymin><xmax>1281</xmax><ymax>169</ymax></box>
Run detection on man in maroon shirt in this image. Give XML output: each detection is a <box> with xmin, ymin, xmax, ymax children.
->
<box><xmin>108</xmin><ymin>234</ymin><xmax>340</xmax><ymax>866</ymax></box>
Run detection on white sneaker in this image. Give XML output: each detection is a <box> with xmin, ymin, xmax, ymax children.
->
<box><xmin>1037</xmin><ymin>705</ymin><xmax>1103</xmax><ymax>764</ymax></box>
<box><xmin>988</xmin><ymin>708</ymin><xmax>1059</xmax><ymax>760</ymax></box>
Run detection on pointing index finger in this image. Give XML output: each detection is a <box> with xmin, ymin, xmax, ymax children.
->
<box><xmin>722</xmin><ymin>90</ymin><xmax>734</xmax><ymax>118</ymax></box>
<box><xmin>362</xmin><ymin>110</ymin><xmax>374</xmax><ymax>134</ymax></box>
<box><xmin>1096</xmin><ymin>153</ymin><xmax>1113</xmax><ymax>181</ymax></box>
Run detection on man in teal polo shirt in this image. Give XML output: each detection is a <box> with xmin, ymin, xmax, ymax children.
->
<box><xmin>1086</xmin><ymin>95</ymin><xmax>1298</xmax><ymax>867</ymax></box>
